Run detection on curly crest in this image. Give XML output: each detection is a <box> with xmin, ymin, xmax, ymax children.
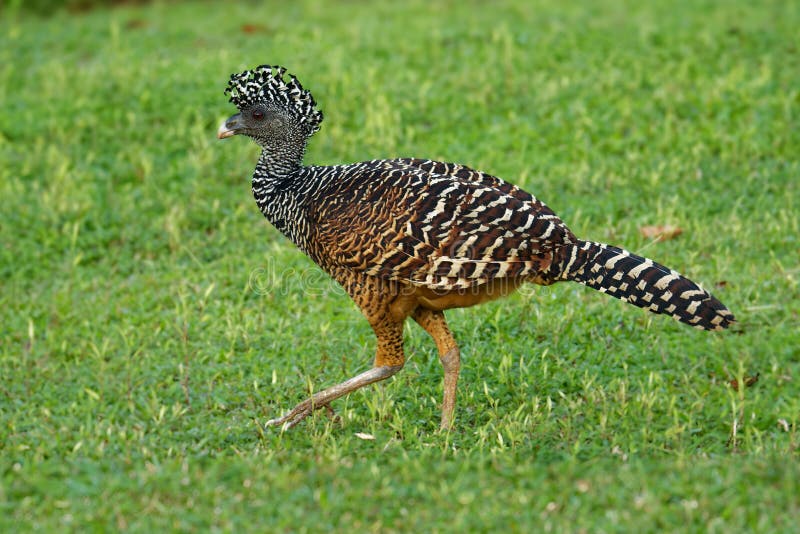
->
<box><xmin>224</xmin><ymin>65</ymin><xmax>323</xmax><ymax>134</ymax></box>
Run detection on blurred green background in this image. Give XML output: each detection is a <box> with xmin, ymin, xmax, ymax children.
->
<box><xmin>1</xmin><ymin>0</ymin><xmax>798</xmax><ymax>531</ymax></box>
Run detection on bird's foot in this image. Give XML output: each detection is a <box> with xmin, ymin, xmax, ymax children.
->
<box><xmin>322</xmin><ymin>403</ymin><xmax>342</xmax><ymax>424</ymax></box>
<box><xmin>264</xmin><ymin>366</ymin><xmax>403</xmax><ymax>431</ymax></box>
<box><xmin>265</xmin><ymin>400</ymin><xmax>337</xmax><ymax>430</ymax></box>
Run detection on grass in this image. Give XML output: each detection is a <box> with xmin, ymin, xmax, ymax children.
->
<box><xmin>1</xmin><ymin>0</ymin><xmax>798</xmax><ymax>530</ymax></box>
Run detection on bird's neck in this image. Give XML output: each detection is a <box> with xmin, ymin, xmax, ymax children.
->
<box><xmin>252</xmin><ymin>150</ymin><xmax>297</xmax><ymax>204</ymax></box>
<box><xmin>251</xmin><ymin>147</ymin><xmax>313</xmax><ymax>248</ymax></box>
<box><xmin>255</xmin><ymin>137</ymin><xmax>307</xmax><ymax>177</ymax></box>
<box><xmin>252</xmin><ymin>140</ymin><xmax>306</xmax><ymax>196</ymax></box>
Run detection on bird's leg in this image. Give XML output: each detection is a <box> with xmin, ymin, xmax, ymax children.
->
<box><xmin>266</xmin><ymin>315</ymin><xmax>406</xmax><ymax>430</ymax></box>
<box><xmin>412</xmin><ymin>308</ymin><xmax>461</xmax><ymax>431</ymax></box>
<box><xmin>438</xmin><ymin>347</ymin><xmax>460</xmax><ymax>430</ymax></box>
<box><xmin>265</xmin><ymin>365</ymin><xmax>403</xmax><ymax>429</ymax></box>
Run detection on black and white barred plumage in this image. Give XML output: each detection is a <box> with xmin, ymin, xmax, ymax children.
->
<box><xmin>559</xmin><ymin>241</ymin><xmax>732</xmax><ymax>329</ymax></box>
<box><xmin>220</xmin><ymin>65</ymin><xmax>734</xmax><ymax>332</ymax></box>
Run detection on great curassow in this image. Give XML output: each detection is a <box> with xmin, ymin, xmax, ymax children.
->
<box><xmin>217</xmin><ymin>65</ymin><xmax>734</xmax><ymax>430</ymax></box>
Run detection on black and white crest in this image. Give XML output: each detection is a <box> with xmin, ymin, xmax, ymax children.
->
<box><xmin>225</xmin><ymin>65</ymin><xmax>323</xmax><ymax>134</ymax></box>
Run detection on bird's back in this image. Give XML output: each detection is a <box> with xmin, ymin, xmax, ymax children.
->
<box><xmin>302</xmin><ymin>157</ymin><xmax>575</xmax><ymax>291</ymax></box>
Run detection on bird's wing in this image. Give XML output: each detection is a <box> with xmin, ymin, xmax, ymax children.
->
<box><xmin>310</xmin><ymin>159</ymin><xmax>575</xmax><ymax>289</ymax></box>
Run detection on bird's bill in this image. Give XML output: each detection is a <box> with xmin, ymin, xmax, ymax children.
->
<box><xmin>217</xmin><ymin>113</ymin><xmax>243</xmax><ymax>139</ymax></box>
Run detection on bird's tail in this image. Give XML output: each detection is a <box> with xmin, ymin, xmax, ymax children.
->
<box><xmin>554</xmin><ymin>240</ymin><xmax>734</xmax><ymax>331</ymax></box>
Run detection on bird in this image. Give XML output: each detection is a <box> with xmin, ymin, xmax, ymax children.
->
<box><xmin>217</xmin><ymin>64</ymin><xmax>734</xmax><ymax>431</ymax></box>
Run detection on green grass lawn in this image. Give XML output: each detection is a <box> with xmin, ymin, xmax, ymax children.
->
<box><xmin>1</xmin><ymin>0</ymin><xmax>798</xmax><ymax>530</ymax></box>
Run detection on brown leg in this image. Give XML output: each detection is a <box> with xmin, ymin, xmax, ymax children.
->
<box><xmin>266</xmin><ymin>315</ymin><xmax>406</xmax><ymax>430</ymax></box>
<box><xmin>412</xmin><ymin>308</ymin><xmax>461</xmax><ymax>430</ymax></box>
<box><xmin>265</xmin><ymin>364</ymin><xmax>403</xmax><ymax>429</ymax></box>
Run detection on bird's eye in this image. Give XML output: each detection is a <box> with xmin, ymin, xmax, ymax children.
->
<box><xmin>252</xmin><ymin>109</ymin><xmax>265</xmax><ymax>120</ymax></box>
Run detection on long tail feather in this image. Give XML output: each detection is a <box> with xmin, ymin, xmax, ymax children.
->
<box><xmin>557</xmin><ymin>240</ymin><xmax>734</xmax><ymax>331</ymax></box>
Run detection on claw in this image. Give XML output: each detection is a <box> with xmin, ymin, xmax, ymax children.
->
<box><xmin>322</xmin><ymin>403</ymin><xmax>343</xmax><ymax>425</ymax></box>
<box><xmin>265</xmin><ymin>399</ymin><xmax>318</xmax><ymax>429</ymax></box>
<box><xmin>263</xmin><ymin>366</ymin><xmax>404</xmax><ymax>431</ymax></box>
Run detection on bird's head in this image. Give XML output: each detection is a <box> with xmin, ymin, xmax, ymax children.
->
<box><xmin>217</xmin><ymin>65</ymin><xmax>323</xmax><ymax>149</ymax></box>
